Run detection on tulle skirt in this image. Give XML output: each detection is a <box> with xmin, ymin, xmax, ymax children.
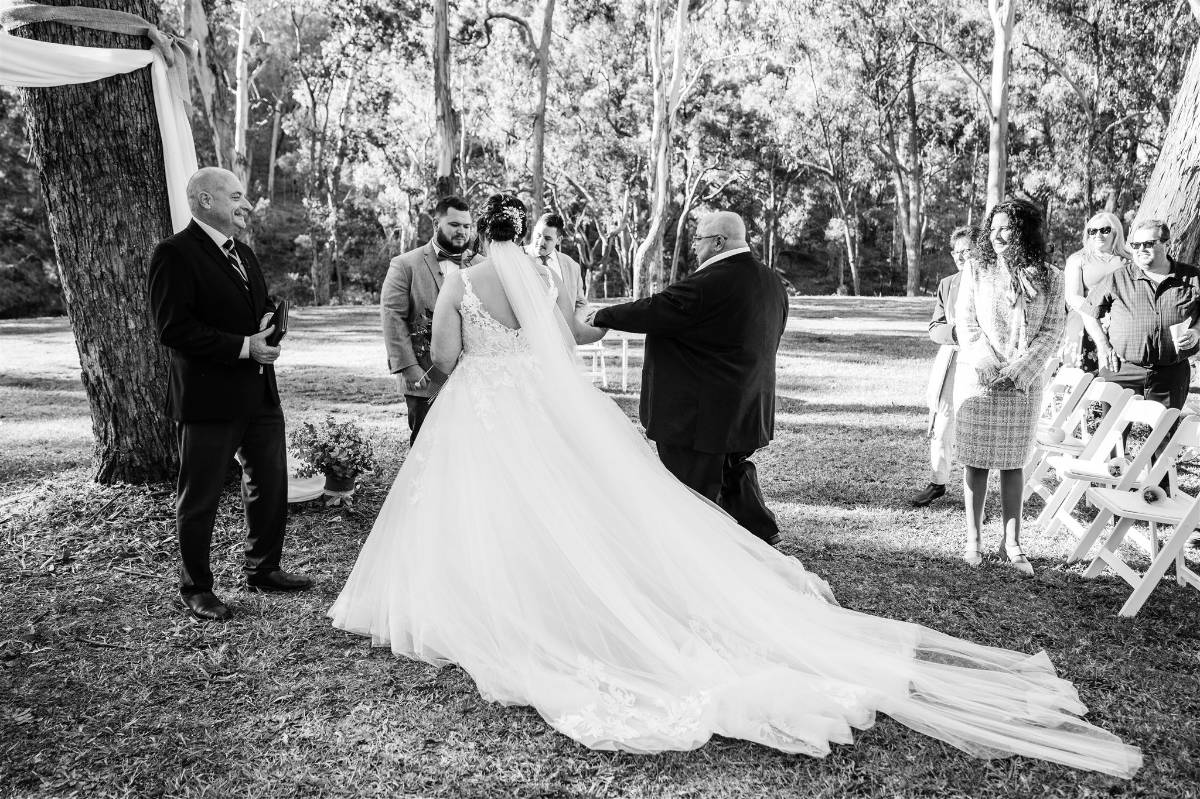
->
<box><xmin>329</xmin><ymin>351</ymin><xmax>1141</xmax><ymax>777</ymax></box>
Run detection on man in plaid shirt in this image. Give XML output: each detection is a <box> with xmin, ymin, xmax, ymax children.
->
<box><xmin>1080</xmin><ymin>219</ymin><xmax>1199</xmax><ymax>410</ymax></box>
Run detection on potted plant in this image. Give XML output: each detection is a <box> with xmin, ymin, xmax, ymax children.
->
<box><xmin>290</xmin><ymin>415</ymin><xmax>377</xmax><ymax>501</ymax></box>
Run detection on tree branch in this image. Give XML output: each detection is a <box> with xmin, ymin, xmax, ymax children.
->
<box><xmin>482</xmin><ymin>3</ymin><xmax>538</xmax><ymax>56</ymax></box>
<box><xmin>907</xmin><ymin>34</ymin><xmax>992</xmax><ymax>122</ymax></box>
<box><xmin>1023</xmin><ymin>41</ymin><xmax>1093</xmax><ymax>117</ymax></box>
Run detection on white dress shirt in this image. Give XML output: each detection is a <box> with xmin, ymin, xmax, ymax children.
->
<box><xmin>527</xmin><ymin>245</ymin><xmax>564</xmax><ymax>283</ymax></box>
<box><xmin>696</xmin><ymin>246</ymin><xmax>751</xmax><ymax>272</ymax></box>
<box><xmin>193</xmin><ymin>217</ymin><xmax>253</xmax><ymax>359</ymax></box>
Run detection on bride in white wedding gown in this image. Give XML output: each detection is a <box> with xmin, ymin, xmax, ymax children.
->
<box><xmin>329</xmin><ymin>195</ymin><xmax>1141</xmax><ymax>778</ymax></box>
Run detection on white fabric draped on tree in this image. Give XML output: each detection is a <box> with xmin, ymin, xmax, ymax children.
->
<box><xmin>0</xmin><ymin>0</ymin><xmax>198</xmax><ymax>231</ymax></box>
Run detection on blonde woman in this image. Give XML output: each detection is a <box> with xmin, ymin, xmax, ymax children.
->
<box><xmin>1062</xmin><ymin>212</ymin><xmax>1130</xmax><ymax>371</ymax></box>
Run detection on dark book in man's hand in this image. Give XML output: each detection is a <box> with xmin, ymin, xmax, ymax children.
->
<box><xmin>265</xmin><ymin>300</ymin><xmax>289</xmax><ymax>346</ymax></box>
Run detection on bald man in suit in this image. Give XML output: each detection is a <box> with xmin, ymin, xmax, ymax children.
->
<box><xmin>589</xmin><ymin>212</ymin><xmax>790</xmax><ymax>546</ymax></box>
<box><xmin>148</xmin><ymin>167</ymin><xmax>312</xmax><ymax>622</ymax></box>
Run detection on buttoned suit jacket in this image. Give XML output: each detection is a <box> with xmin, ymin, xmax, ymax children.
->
<box><xmin>148</xmin><ymin>221</ymin><xmax>279</xmax><ymax>422</ymax></box>
<box><xmin>381</xmin><ymin>240</ymin><xmax>481</xmax><ymax>398</ymax></box>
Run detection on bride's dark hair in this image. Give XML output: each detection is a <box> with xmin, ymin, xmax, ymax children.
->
<box><xmin>477</xmin><ymin>193</ymin><xmax>528</xmax><ymax>243</ymax></box>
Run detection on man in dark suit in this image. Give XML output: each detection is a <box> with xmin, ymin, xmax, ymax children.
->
<box><xmin>588</xmin><ymin>211</ymin><xmax>790</xmax><ymax>545</ymax></box>
<box><xmin>148</xmin><ymin>167</ymin><xmax>312</xmax><ymax>622</ymax></box>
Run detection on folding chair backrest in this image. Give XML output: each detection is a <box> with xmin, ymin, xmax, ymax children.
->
<box><xmin>1059</xmin><ymin>380</ymin><xmax>1134</xmax><ymax>447</ymax></box>
<box><xmin>1107</xmin><ymin>401</ymin><xmax>1180</xmax><ymax>489</ymax></box>
<box><xmin>1039</xmin><ymin>356</ymin><xmax>1063</xmax><ymax>389</ymax></box>
<box><xmin>1040</xmin><ymin>366</ymin><xmax>1093</xmax><ymax>430</ymax></box>
<box><xmin>1144</xmin><ymin>415</ymin><xmax>1200</xmax><ymax>487</ymax></box>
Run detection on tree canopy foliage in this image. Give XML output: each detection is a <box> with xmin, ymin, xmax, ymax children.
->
<box><xmin>2</xmin><ymin>0</ymin><xmax>1197</xmax><ymax>312</ymax></box>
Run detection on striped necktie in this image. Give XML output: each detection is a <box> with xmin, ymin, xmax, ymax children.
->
<box><xmin>222</xmin><ymin>239</ymin><xmax>249</xmax><ymax>288</ymax></box>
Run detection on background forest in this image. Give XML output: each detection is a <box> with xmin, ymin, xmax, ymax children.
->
<box><xmin>2</xmin><ymin>0</ymin><xmax>1197</xmax><ymax>317</ymax></box>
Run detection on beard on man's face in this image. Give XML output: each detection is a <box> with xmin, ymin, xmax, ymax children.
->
<box><xmin>436</xmin><ymin>228</ymin><xmax>470</xmax><ymax>254</ymax></box>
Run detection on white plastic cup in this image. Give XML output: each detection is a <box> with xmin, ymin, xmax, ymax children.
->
<box><xmin>1170</xmin><ymin>321</ymin><xmax>1190</xmax><ymax>351</ymax></box>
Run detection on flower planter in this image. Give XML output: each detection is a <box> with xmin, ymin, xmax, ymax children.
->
<box><xmin>323</xmin><ymin>474</ymin><xmax>357</xmax><ymax>494</ymax></box>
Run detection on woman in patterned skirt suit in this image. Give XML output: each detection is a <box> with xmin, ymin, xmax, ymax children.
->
<box><xmin>954</xmin><ymin>199</ymin><xmax>1065</xmax><ymax>576</ymax></box>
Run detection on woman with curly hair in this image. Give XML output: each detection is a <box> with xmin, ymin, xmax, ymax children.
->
<box><xmin>1061</xmin><ymin>212</ymin><xmax>1131</xmax><ymax>371</ymax></box>
<box><xmin>954</xmin><ymin>199</ymin><xmax>1065</xmax><ymax>576</ymax></box>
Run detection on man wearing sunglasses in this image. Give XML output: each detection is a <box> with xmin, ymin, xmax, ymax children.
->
<box><xmin>1079</xmin><ymin>219</ymin><xmax>1200</xmax><ymax>411</ymax></box>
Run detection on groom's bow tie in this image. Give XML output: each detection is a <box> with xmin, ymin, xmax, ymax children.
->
<box><xmin>436</xmin><ymin>246</ymin><xmax>466</xmax><ymax>266</ymax></box>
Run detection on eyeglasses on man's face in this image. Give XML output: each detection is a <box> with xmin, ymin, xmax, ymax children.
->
<box><xmin>951</xmin><ymin>248</ymin><xmax>970</xmax><ymax>259</ymax></box>
<box><xmin>1086</xmin><ymin>226</ymin><xmax>1112</xmax><ymax>236</ymax></box>
<box><xmin>1128</xmin><ymin>240</ymin><xmax>1161</xmax><ymax>251</ymax></box>
<box><xmin>693</xmin><ymin>234</ymin><xmax>724</xmax><ymax>243</ymax></box>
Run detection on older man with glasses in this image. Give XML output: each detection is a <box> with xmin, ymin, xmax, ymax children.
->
<box><xmin>912</xmin><ymin>226</ymin><xmax>975</xmax><ymax>507</ymax></box>
<box><xmin>1080</xmin><ymin>219</ymin><xmax>1200</xmax><ymax>411</ymax></box>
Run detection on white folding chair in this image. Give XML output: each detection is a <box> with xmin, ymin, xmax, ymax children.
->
<box><xmin>1039</xmin><ymin>355</ymin><xmax>1063</xmax><ymax>392</ymax></box>
<box><xmin>1023</xmin><ymin>381</ymin><xmax>1135</xmax><ymax>503</ymax></box>
<box><xmin>1036</xmin><ymin>366</ymin><xmax>1092</xmax><ymax>440</ymax></box>
<box><xmin>1079</xmin><ymin>415</ymin><xmax>1200</xmax><ymax>616</ymax></box>
<box><xmin>1037</xmin><ymin>399</ymin><xmax>1179</xmax><ymax>541</ymax></box>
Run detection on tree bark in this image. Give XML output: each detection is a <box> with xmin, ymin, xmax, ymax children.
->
<box><xmin>985</xmin><ymin>0</ymin><xmax>1015</xmax><ymax>212</ymax></box>
<box><xmin>1138</xmin><ymin>23</ymin><xmax>1200</xmax><ymax>264</ymax></box>
<box><xmin>15</xmin><ymin>0</ymin><xmax>176</xmax><ymax>483</ymax></box>
<box><xmin>433</xmin><ymin>0</ymin><xmax>459</xmax><ymax>200</ymax></box>
<box><xmin>901</xmin><ymin>52</ymin><xmax>923</xmax><ymax>296</ymax></box>
<box><xmin>231</xmin><ymin>0</ymin><xmax>252</xmax><ymax>187</ymax></box>
<box><xmin>266</xmin><ymin>96</ymin><xmax>283</xmax><ymax>202</ymax></box>
<box><xmin>185</xmin><ymin>0</ymin><xmax>231</xmax><ymax>168</ymax></box>
<box><xmin>529</xmin><ymin>0</ymin><xmax>556</xmax><ymax>221</ymax></box>
<box><xmin>632</xmin><ymin>0</ymin><xmax>689</xmax><ymax>298</ymax></box>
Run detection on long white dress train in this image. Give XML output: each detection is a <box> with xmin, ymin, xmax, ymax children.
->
<box><xmin>329</xmin><ymin>243</ymin><xmax>1141</xmax><ymax>778</ymax></box>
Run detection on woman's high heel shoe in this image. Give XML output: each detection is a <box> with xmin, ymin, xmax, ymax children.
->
<box><xmin>998</xmin><ymin>543</ymin><xmax>1034</xmax><ymax>577</ymax></box>
<box><xmin>963</xmin><ymin>542</ymin><xmax>982</xmax><ymax>567</ymax></box>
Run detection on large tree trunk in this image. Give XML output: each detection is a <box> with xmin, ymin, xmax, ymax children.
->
<box><xmin>185</xmin><ymin>0</ymin><xmax>232</xmax><ymax>167</ymax></box>
<box><xmin>985</xmin><ymin>0</ymin><xmax>1015</xmax><ymax>211</ymax></box>
<box><xmin>433</xmin><ymin>0</ymin><xmax>459</xmax><ymax>199</ymax></box>
<box><xmin>15</xmin><ymin>0</ymin><xmax>176</xmax><ymax>483</ymax></box>
<box><xmin>901</xmin><ymin>53</ymin><xmax>923</xmax><ymax>296</ymax></box>
<box><xmin>1138</xmin><ymin>25</ymin><xmax>1200</xmax><ymax>264</ymax></box>
<box><xmin>528</xmin><ymin>0</ymin><xmax>556</xmax><ymax>222</ymax></box>
<box><xmin>632</xmin><ymin>0</ymin><xmax>689</xmax><ymax>298</ymax></box>
<box><xmin>266</xmin><ymin>96</ymin><xmax>283</xmax><ymax>202</ymax></box>
<box><xmin>231</xmin><ymin>0</ymin><xmax>252</xmax><ymax>187</ymax></box>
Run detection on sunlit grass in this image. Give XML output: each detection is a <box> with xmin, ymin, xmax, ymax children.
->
<box><xmin>1</xmin><ymin>299</ymin><xmax>1197</xmax><ymax>798</ymax></box>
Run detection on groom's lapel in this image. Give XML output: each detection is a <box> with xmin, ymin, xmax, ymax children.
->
<box><xmin>422</xmin><ymin>242</ymin><xmax>444</xmax><ymax>290</ymax></box>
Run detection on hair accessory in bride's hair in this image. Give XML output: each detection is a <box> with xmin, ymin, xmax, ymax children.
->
<box><xmin>478</xmin><ymin>193</ymin><xmax>527</xmax><ymax>242</ymax></box>
<box><xmin>500</xmin><ymin>205</ymin><xmax>523</xmax><ymax>233</ymax></box>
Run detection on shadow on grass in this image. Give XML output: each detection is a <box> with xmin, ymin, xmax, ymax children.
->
<box><xmin>0</xmin><ymin>317</ymin><xmax>71</xmax><ymax>337</ymax></box>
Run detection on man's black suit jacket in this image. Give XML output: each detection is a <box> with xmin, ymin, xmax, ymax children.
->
<box><xmin>592</xmin><ymin>252</ymin><xmax>789</xmax><ymax>454</ymax></box>
<box><xmin>148</xmin><ymin>221</ymin><xmax>279</xmax><ymax>422</ymax></box>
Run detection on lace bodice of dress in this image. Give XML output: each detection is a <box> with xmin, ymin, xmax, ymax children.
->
<box><xmin>459</xmin><ymin>271</ymin><xmax>531</xmax><ymax>358</ymax></box>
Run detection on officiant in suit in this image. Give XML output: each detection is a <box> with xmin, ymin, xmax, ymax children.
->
<box><xmin>526</xmin><ymin>213</ymin><xmax>588</xmax><ymax>313</ymax></box>
<box><xmin>148</xmin><ymin>167</ymin><xmax>312</xmax><ymax>622</ymax></box>
<box><xmin>589</xmin><ymin>211</ymin><xmax>790</xmax><ymax>546</ymax></box>
<box><xmin>382</xmin><ymin>196</ymin><xmax>481</xmax><ymax>443</ymax></box>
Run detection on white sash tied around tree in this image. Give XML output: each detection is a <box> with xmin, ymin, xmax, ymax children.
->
<box><xmin>0</xmin><ymin>0</ymin><xmax>198</xmax><ymax>231</ymax></box>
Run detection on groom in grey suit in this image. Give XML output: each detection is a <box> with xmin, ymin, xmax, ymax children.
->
<box><xmin>381</xmin><ymin>196</ymin><xmax>480</xmax><ymax>443</ymax></box>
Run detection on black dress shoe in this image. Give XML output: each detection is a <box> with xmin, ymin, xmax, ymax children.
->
<box><xmin>180</xmin><ymin>591</ymin><xmax>233</xmax><ymax>622</ymax></box>
<box><xmin>911</xmin><ymin>482</ymin><xmax>947</xmax><ymax>507</ymax></box>
<box><xmin>763</xmin><ymin>533</ymin><xmax>782</xmax><ymax>547</ymax></box>
<box><xmin>246</xmin><ymin>569</ymin><xmax>314</xmax><ymax>592</ymax></box>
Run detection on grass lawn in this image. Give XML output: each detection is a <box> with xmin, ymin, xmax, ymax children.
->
<box><xmin>1</xmin><ymin>297</ymin><xmax>1198</xmax><ymax>798</ymax></box>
